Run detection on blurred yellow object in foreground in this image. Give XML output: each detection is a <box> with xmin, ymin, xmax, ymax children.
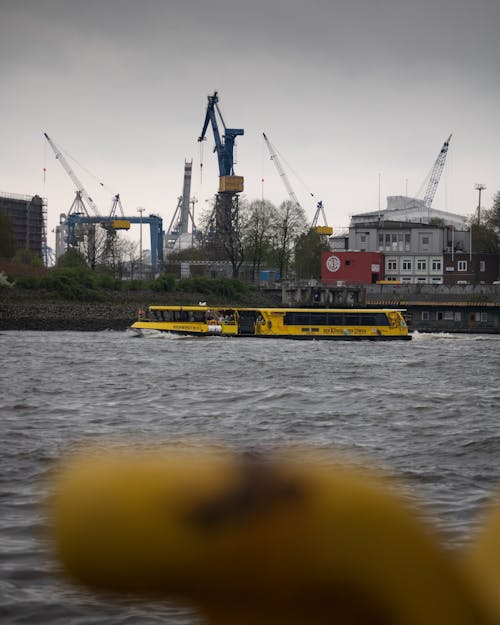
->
<box><xmin>48</xmin><ymin>446</ymin><xmax>495</xmax><ymax>625</ymax></box>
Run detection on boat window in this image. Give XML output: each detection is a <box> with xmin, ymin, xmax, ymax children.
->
<box><xmin>360</xmin><ymin>315</ymin><xmax>376</xmax><ymax>325</ymax></box>
<box><xmin>374</xmin><ymin>313</ymin><xmax>391</xmax><ymax>326</ymax></box>
<box><xmin>310</xmin><ymin>313</ymin><xmax>328</xmax><ymax>325</ymax></box>
<box><xmin>327</xmin><ymin>314</ymin><xmax>343</xmax><ymax>325</ymax></box>
<box><xmin>344</xmin><ymin>314</ymin><xmax>359</xmax><ymax>326</ymax></box>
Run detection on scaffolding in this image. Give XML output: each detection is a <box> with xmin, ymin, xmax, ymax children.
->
<box><xmin>0</xmin><ymin>191</ymin><xmax>47</xmax><ymax>263</ymax></box>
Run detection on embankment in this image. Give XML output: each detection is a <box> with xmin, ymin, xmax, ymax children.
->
<box><xmin>0</xmin><ymin>288</ymin><xmax>282</xmax><ymax>331</ymax></box>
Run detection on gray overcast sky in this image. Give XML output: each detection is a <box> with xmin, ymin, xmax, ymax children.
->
<box><xmin>1</xmin><ymin>0</ymin><xmax>499</xmax><ymax>249</ymax></box>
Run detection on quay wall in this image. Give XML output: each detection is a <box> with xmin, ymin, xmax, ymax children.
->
<box><xmin>0</xmin><ymin>288</ymin><xmax>281</xmax><ymax>331</ymax></box>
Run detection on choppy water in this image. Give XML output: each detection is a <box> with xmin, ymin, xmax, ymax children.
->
<box><xmin>1</xmin><ymin>330</ymin><xmax>500</xmax><ymax>624</ymax></box>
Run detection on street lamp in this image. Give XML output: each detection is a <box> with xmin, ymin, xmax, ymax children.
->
<box><xmin>475</xmin><ymin>183</ymin><xmax>486</xmax><ymax>224</ymax></box>
<box><xmin>137</xmin><ymin>207</ymin><xmax>145</xmax><ymax>277</ymax></box>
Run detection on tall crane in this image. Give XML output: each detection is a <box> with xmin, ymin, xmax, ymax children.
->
<box><xmin>44</xmin><ymin>133</ymin><xmax>101</xmax><ymax>217</ymax></box>
<box><xmin>198</xmin><ymin>91</ymin><xmax>244</xmax><ymax>189</ymax></box>
<box><xmin>420</xmin><ymin>134</ymin><xmax>452</xmax><ymax>208</ymax></box>
<box><xmin>262</xmin><ymin>132</ymin><xmax>303</xmax><ymax>209</ymax></box>
<box><xmin>263</xmin><ymin>132</ymin><xmax>332</xmax><ymax>234</ymax></box>
<box><xmin>198</xmin><ymin>92</ymin><xmax>244</xmax><ymax>277</ymax></box>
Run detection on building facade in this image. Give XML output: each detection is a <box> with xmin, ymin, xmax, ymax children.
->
<box><xmin>337</xmin><ymin>215</ymin><xmax>499</xmax><ymax>285</ymax></box>
<box><xmin>0</xmin><ymin>192</ymin><xmax>47</xmax><ymax>260</ymax></box>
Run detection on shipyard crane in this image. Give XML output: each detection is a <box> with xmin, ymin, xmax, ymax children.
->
<box><xmin>262</xmin><ymin>132</ymin><xmax>303</xmax><ymax>209</ymax></box>
<box><xmin>263</xmin><ymin>132</ymin><xmax>332</xmax><ymax>235</ymax></box>
<box><xmin>198</xmin><ymin>92</ymin><xmax>244</xmax><ymax>185</ymax></box>
<box><xmin>166</xmin><ymin>160</ymin><xmax>197</xmax><ymax>249</ymax></box>
<box><xmin>44</xmin><ymin>133</ymin><xmax>101</xmax><ymax>217</ymax></box>
<box><xmin>420</xmin><ymin>134</ymin><xmax>452</xmax><ymax>208</ymax></box>
<box><xmin>198</xmin><ymin>92</ymin><xmax>244</xmax><ymax>276</ymax></box>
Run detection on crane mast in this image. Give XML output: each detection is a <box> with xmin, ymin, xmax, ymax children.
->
<box><xmin>422</xmin><ymin>134</ymin><xmax>452</xmax><ymax>208</ymax></box>
<box><xmin>44</xmin><ymin>133</ymin><xmax>101</xmax><ymax>217</ymax></box>
<box><xmin>262</xmin><ymin>133</ymin><xmax>302</xmax><ymax>208</ymax></box>
<box><xmin>197</xmin><ymin>92</ymin><xmax>244</xmax><ymax>277</ymax></box>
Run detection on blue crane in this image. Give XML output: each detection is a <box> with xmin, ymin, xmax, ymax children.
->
<box><xmin>198</xmin><ymin>92</ymin><xmax>244</xmax><ymax>192</ymax></box>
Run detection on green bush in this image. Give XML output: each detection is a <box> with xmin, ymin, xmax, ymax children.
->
<box><xmin>94</xmin><ymin>273</ymin><xmax>122</xmax><ymax>290</ymax></box>
<box><xmin>39</xmin><ymin>267</ymin><xmax>97</xmax><ymax>299</ymax></box>
<box><xmin>127</xmin><ymin>280</ymin><xmax>146</xmax><ymax>291</ymax></box>
<box><xmin>15</xmin><ymin>276</ymin><xmax>40</xmax><ymax>289</ymax></box>
<box><xmin>150</xmin><ymin>274</ymin><xmax>176</xmax><ymax>292</ymax></box>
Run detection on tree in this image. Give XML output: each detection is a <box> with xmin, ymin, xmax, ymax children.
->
<box><xmin>471</xmin><ymin>224</ymin><xmax>500</xmax><ymax>254</ymax></box>
<box><xmin>484</xmin><ymin>191</ymin><xmax>500</xmax><ymax>231</ymax></box>
<box><xmin>14</xmin><ymin>248</ymin><xmax>43</xmax><ymax>266</ymax></box>
<box><xmin>242</xmin><ymin>200</ymin><xmax>277</xmax><ymax>282</ymax></box>
<box><xmin>0</xmin><ymin>209</ymin><xmax>17</xmax><ymax>259</ymax></box>
<box><xmin>56</xmin><ymin>248</ymin><xmax>89</xmax><ymax>269</ymax></box>
<box><xmin>294</xmin><ymin>229</ymin><xmax>330</xmax><ymax>279</ymax></box>
<box><xmin>271</xmin><ymin>201</ymin><xmax>308</xmax><ymax>279</ymax></box>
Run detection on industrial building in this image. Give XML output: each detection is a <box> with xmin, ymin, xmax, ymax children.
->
<box><xmin>0</xmin><ymin>191</ymin><xmax>47</xmax><ymax>260</ymax></box>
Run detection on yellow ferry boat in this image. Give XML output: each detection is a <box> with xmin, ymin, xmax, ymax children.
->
<box><xmin>130</xmin><ymin>305</ymin><xmax>411</xmax><ymax>340</ymax></box>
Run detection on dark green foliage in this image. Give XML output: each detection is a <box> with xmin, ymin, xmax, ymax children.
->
<box><xmin>94</xmin><ymin>272</ymin><xmax>122</xmax><ymax>290</ymax></box>
<box><xmin>39</xmin><ymin>267</ymin><xmax>97</xmax><ymax>299</ymax></box>
<box><xmin>150</xmin><ymin>274</ymin><xmax>176</xmax><ymax>292</ymax></box>
<box><xmin>294</xmin><ymin>229</ymin><xmax>330</xmax><ymax>279</ymax></box>
<box><xmin>55</xmin><ymin>249</ymin><xmax>89</xmax><ymax>269</ymax></box>
<box><xmin>14</xmin><ymin>248</ymin><xmax>43</xmax><ymax>266</ymax></box>
<box><xmin>126</xmin><ymin>280</ymin><xmax>147</xmax><ymax>291</ymax></box>
<box><xmin>15</xmin><ymin>276</ymin><xmax>40</xmax><ymax>289</ymax></box>
<box><xmin>484</xmin><ymin>191</ymin><xmax>500</xmax><ymax>230</ymax></box>
<box><xmin>471</xmin><ymin>224</ymin><xmax>500</xmax><ymax>254</ymax></box>
<box><xmin>0</xmin><ymin>209</ymin><xmax>17</xmax><ymax>259</ymax></box>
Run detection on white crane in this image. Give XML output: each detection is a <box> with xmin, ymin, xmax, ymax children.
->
<box><xmin>44</xmin><ymin>132</ymin><xmax>101</xmax><ymax>217</ymax></box>
<box><xmin>263</xmin><ymin>132</ymin><xmax>331</xmax><ymax>233</ymax></box>
<box><xmin>420</xmin><ymin>134</ymin><xmax>452</xmax><ymax>208</ymax></box>
<box><xmin>262</xmin><ymin>133</ymin><xmax>303</xmax><ymax>209</ymax></box>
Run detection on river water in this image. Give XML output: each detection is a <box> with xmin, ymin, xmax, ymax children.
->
<box><xmin>1</xmin><ymin>330</ymin><xmax>500</xmax><ymax>624</ymax></box>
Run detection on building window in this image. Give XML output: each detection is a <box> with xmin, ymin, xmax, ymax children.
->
<box><xmin>420</xmin><ymin>233</ymin><xmax>432</xmax><ymax>250</ymax></box>
<box><xmin>444</xmin><ymin>311</ymin><xmax>454</xmax><ymax>320</ymax></box>
<box><xmin>454</xmin><ymin>312</ymin><xmax>461</xmax><ymax>321</ymax></box>
<box><xmin>481</xmin><ymin>312</ymin><xmax>488</xmax><ymax>322</ymax></box>
<box><xmin>458</xmin><ymin>260</ymin><xmax>467</xmax><ymax>271</ymax></box>
<box><xmin>360</xmin><ymin>235</ymin><xmax>366</xmax><ymax>243</ymax></box>
<box><xmin>402</xmin><ymin>259</ymin><xmax>412</xmax><ymax>271</ymax></box>
<box><xmin>431</xmin><ymin>277</ymin><xmax>442</xmax><ymax>283</ymax></box>
<box><xmin>401</xmin><ymin>277</ymin><xmax>413</xmax><ymax>283</ymax></box>
<box><xmin>387</xmin><ymin>258</ymin><xmax>397</xmax><ymax>271</ymax></box>
<box><xmin>417</xmin><ymin>277</ymin><xmax>427</xmax><ymax>283</ymax></box>
<box><xmin>378</xmin><ymin>234</ymin><xmax>384</xmax><ymax>250</ymax></box>
<box><xmin>416</xmin><ymin>258</ymin><xmax>427</xmax><ymax>272</ymax></box>
<box><xmin>421</xmin><ymin>311</ymin><xmax>429</xmax><ymax>320</ymax></box>
<box><xmin>404</xmin><ymin>233</ymin><xmax>411</xmax><ymax>251</ymax></box>
<box><xmin>431</xmin><ymin>259</ymin><xmax>441</xmax><ymax>271</ymax></box>
<box><xmin>479</xmin><ymin>260</ymin><xmax>486</xmax><ymax>272</ymax></box>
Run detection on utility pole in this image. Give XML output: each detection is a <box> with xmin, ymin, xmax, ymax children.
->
<box><xmin>475</xmin><ymin>183</ymin><xmax>486</xmax><ymax>225</ymax></box>
<box><xmin>137</xmin><ymin>207</ymin><xmax>145</xmax><ymax>276</ymax></box>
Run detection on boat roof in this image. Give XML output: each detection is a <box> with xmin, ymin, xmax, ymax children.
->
<box><xmin>148</xmin><ymin>305</ymin><xmax>407</xmax><ymax>313</ymax></box>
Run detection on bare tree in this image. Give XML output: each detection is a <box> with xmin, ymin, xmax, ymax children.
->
<box><xmin>271</xmin><ymin>200</ymin><xmax>308</xmax><ymax>279</ymax></box>
<box><xmin>242</xmin><ymin>199</ymin><xmax>277</xmax><ymax>282</ymax></box>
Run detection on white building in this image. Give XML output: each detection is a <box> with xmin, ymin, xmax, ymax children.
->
<box><xmin>350</xmin><ymin>196</ymin><xmax>468</xmax><ymax>230</ymax></box>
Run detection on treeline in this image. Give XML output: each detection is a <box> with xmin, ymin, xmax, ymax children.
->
<box><xmin>1</xmin><ymin>249</ymin><xmax>253</xmax><ymax>301</ymax></box>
